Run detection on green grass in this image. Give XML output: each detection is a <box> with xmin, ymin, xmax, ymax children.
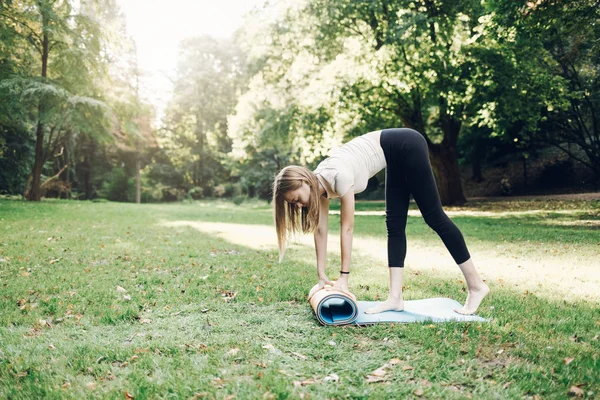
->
<box><xmin>0</xmin><ymin>198</ymin><xmax>599</xmax><ymax>399</ymax></box>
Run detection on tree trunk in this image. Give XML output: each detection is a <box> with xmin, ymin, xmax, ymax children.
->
<box><xmin>84</xmin><ymin>137</ymin><xmax>95</xmax><ymax>200</ymax></box>
<box><xmin>471</xmin><ymin>138</ymin><xmax>484</xmax><ymax>182</ymax></box>
<box><xmin>64</xmin><ymin>137</ymin><xmax>71</xmax><ymax>199</ymax></box>
<box><xmin>27</xmin><ymin>5</ymin><xmax>50</xmax><ymax>201</ymax></box>
<box><xmin>429</xmin><ymin>143</ymin><xmax>466</xmax><ymax>205</ymax></box>
<box><xmin>522</xmin><ymin>154</ymin><xmax>528</xmax><ymax>188</ymax></box>
<box><xmin>472</xmin><ymin>156</ymin><xmax>483</xmax><ymax>183</ymax></box>
<box><xmin>28</xmin><ymin>121</ymin><xmax>45</xmax><ymax>201</ymax></box>
<box><xmin>136</xmin><ymin>158</ymin><xmax>141</xmax><ymax>204</ymax></box>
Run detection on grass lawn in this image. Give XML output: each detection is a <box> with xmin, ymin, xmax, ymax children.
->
<box><xmin>0</xmin><ymin>198</ymin><xmax>599</xmax><ymax>399</ymax></box>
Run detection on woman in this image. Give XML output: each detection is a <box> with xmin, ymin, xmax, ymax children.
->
<box><xmin>273</xmin><ymin>128</ymin><xmax>489</xmax><ymax>315</ymax></box>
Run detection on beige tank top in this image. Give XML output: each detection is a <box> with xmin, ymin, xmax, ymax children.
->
<box><xmin>314</xmin><ymin>130</ymin><xmax>386</xmax><ymax>198</ymax></box>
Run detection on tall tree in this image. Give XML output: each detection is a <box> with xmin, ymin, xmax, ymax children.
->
<box><xmin>302</xmin><ymin>0</ymin><xmax>498</xmax><ymax>204</ymax></box>
<box><xmin>161</xmin><ymin>36</ymin><xmax>244</xmax><ymax>196</ymax></box>
<box><xmin>525</xmin><ymin>0</ymin><xmax>600</xmax><ymax>183</ymax></box>
<box><xmin>1</xmin><ymin>0</ymin><xmax>113</xmax><ymax>200</ymax></box>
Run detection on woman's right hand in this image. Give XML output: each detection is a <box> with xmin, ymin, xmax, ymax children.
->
<box><xmin>318</xmin><ymin>275</ymin><xmax>335</xmax><ymax>288</ymax></box>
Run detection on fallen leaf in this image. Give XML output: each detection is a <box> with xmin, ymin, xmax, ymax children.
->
<box><xmin>293</xmin><ymin>379</ymin><xmax>317</xmax><ymax>387</ymax></box>
<box><xmin>570</xmin><ymin>334</ymin><xmax>580</xmax><ymax>343</ymax></box>
<box><xmin>62</xmin><ymin>382</ymin><xmax>71</xmax><ymax>389</ymax></box>
<box><xmin>568</xmin><ymin>386</ymin><xmax>584</xmax><ymax>397</ymax></box>
<box><xmin>116</xmin><ymin>286</ymin><xmax>127</xmax><ymax>293</ymax></box>
<box><xmin>135</xmin><ymin>348</ymin><xmax>150</xmax><ymax>353</ymax></box>
<box><xmin>220</xmin><ymin>290</ymin><xmax>237</xmax><ymax>302</ymax></box>
<box><xmin>564</xmin><ymin>357</ymin><xmax>575</xmax><ymax>365</ymax></box>
<box><xmin>212</xmin><ymin>378</ymin><xmax>226</xmax><ymax>388</ymax></box>
<box><xmin>420</xmin><ymin>379</ymin><xmax>432</xmax><ymax>387</ymax></box>
<box><xmin>86</xmin><ymin>382</ymin><xmax>96</xmax><ymax>390</ymax></box>
<box><xmin>402</xmin><ymin>365</ymin><xmax>414</xmax><ymax>371</ymax></box>
<box><xmin>366</xmin><ymin>375</ymin><xmax>387</xmax><ymax>383</ymax></box>
<box><xmin>366</xmin><ymin>358</ymin><xmax>403</xmax><ymax>383</ymax></box>
<box><xmin>48</xmin><ymin>344</ymin><xmax>56</xmax><ymax>350</ymax></box>
<box><xmin>263</xmin><ymin>392</ymin><xmax>276</xmax><ymax>400</ymax></box>
<box><xmin>224</xmin><ymin>395</ymin><xmax>236</xmax><ymax>400</ymax></box>
<box><xmin>414</xmin><ymin>388</ymin><xmax>424</xmax><ymax>396</ymax></box>
<box><xmin>139</xmin><ymin>318</ymin><xmax>152</xmax><ymax>324</ymax></box>
<box><xmin>227</xmin><ymin>348</ymin><xmax>240</xmax><ymax>356</ymax></box>
<box><xmin>291</xmin><ymin>352</ymin><xmax>307</xmax><ymax>360</ymax></box>
<box><xmin>262</xmin><ymin>344</ymin><xmax>282</xmax><ymax>355</ymax></box>
<box><xmin>125</xmin><ymin>391</ymin><xmax>135</xmax><ymax>399</ymax></box>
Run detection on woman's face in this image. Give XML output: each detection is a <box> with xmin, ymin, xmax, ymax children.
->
<box><xmin>284</xmin><ymin>182</ymin><xmax>310</xmax><ymax>208</ymax></box>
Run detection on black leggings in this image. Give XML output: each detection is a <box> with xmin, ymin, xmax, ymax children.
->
<box><xmin>380</xmin><ymin>128</ymin><xmax>471</xmax><ymax>267</ymax></box>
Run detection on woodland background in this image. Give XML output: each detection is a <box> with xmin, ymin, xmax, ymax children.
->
<box><xmin>1</xmin><ymin>0</ymin><xmax>598</xmax><ymax>205</ymax></box>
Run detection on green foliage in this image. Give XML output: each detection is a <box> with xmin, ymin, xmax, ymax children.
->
<box><xmin>100</xmin><ymin>167</ymin><xmax>134</xmax><ymax>202</ymax></box>
<box><xmin>0</xmin><ymin>0</ymin><xmax>155</xmax><ymax>200</ymax></box>
<box><xmin>229</xmin><ymin>0</ymin><xmax>599</xmax><ymax>201</ymax></box>
<box><xmin>0</xmin><ymin>123</ymin><xmax>33</xmax><ymax>194</ymax></box>
<box><xmin>159</xmin><ymin>35</ymin><xmax>244</xmax><ymax>198</ymax></box>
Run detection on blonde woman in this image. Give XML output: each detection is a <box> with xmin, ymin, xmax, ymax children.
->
<box><xmin>273</xmin><ymin>128</ymin><xmax>489</xmax><ymax>315</ymax></box>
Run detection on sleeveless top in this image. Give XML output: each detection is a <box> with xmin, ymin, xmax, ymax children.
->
<box><xmin>314</xmin><ymin>130</ymin><xmax>386</xmax><ymax>198</ymax></box>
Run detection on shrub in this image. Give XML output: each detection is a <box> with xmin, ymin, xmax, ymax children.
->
<box><xmin>101</xmin><ymin>168</ymin><xmax>134</xmax><ymax>202</ymax></box>
<box><xmin>232</xmin><ymin>195</ymin><xmax>246</xmax><ymax>205</ymax></box>
<box><xmin>188</xmin><ymin>186</ymin><xmax>204</xmax><ymax>200</ymax></box>
<box><xmin>538</xmin><ymin>159</ymin><xmax>573</xmax><ymax>188</ymax></box>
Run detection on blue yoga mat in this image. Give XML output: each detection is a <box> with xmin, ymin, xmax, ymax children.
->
<box><xmin>309</xmin><ymin>285</ymin><xmax>486</xmax><ymax>326</ymax></box>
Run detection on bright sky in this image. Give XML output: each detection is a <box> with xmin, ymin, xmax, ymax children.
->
<box><xmin>116</xmin><ymin>0</ymin><xmax>264</xmax><ymax>120</ymax></box>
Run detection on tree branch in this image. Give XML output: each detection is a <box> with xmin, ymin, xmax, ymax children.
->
<box><xmin>0</xmin><ymin>13</ymin><xmax>42</xmax><ymax>53</ymax></box>
<box><xmin>541</xmin><ymin>139</ymin><xmax>596</xmax><ymax>172</ymax></box>
<box><xmin>40</xmin><ymin>164</ymin><xmax>68</xmax><ymax>189</ymax></box>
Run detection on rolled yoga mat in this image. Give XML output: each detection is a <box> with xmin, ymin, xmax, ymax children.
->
<box><xmin>308</xmin><ymin>283</ymin><xmax>486</xmax><ymax>326</ymax></box>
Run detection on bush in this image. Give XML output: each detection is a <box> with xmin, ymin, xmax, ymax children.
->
<box><xmin>232</xmin><ymin>195</ymin><xmax>246</xmax><ymax>205</ymax></box>
<box><xmin>188</xmin><ymin>186</ymin><xmax>204</xmax><ymax>200</ymax></box>
<box><xmin>538</xmin><ymin>159</ymin><xmax>573</xmax><ymax>188</ymax></box>
<box><xmin>101</xmin><ymin>168</ymin><xmax>134</xmax><ymax>202</ymax></box>
<box><xmin>213</xmin><ymin>184</ymin><xmax>226</xmax><ymax>198</ymax></box>
<box><xmin>161</xmin><ymin>187</ymin><xmax>186</xmax><ymax>202</ymax></box>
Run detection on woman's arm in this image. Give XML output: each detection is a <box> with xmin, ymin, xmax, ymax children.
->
<box><xmin>314</xmin><ymin>196</ymin><xmax>330</xmax><ymax>281</ymax></box>
<box><xmin>337</xmin><ymin>191</ymin><xmax>355</xmax><ymax>290</ymax></box>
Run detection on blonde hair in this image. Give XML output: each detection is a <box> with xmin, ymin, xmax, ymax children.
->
<box><xmin>273</xmin><ymin>165</ymin><xmax>321</xmax><ymax>262</ymax></box>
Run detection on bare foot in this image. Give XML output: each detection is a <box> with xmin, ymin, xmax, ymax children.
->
<box><xmin>454</xmin><ymin>283</ymin><xmax>490</xmax><ymax>315</ymax></box>
<box><xmin>364</xmin><ymin>298</ymin><xmax>404</xmax><ymax>314</ymax></box>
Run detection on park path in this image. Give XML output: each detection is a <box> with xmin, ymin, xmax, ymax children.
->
<box><xmin>162</xmin><ymin>220</ymin><xmax>599</xmax><ymax>304</ymax></box>
<box><xmin>468</xmin><ymin>192</ymin><xmax>600</xmax><ymax>201</ymax></box>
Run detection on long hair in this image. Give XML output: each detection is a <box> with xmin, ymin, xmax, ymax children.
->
<box><xmin>273</xmin><ymin>165</ymin><xmax>321</xmax><ymax>262</ymax></box>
